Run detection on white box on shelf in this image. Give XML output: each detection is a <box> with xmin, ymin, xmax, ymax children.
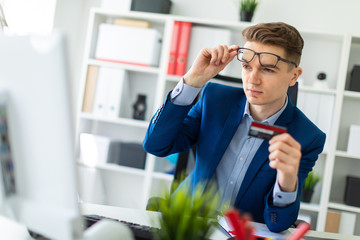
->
<box><xmin>347</xmin><ymin>124</ymin><xmax>360</xmax><ymax>155</ymax></box>
<box><xmin>101</xmin><ymin>0</ymin><xmax>131</xmax><ymax>11</ymax></box>
<box><xmin>95</xmin><ymin>23</ymin><xmax>162</xmax><ymax>67</ymax></box>
<box><xmin>80</xmin><ymin>133</ymin><xmax>111</xmax><ymax>166</ymax></box>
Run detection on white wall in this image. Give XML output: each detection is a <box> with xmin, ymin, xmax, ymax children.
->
<box><xmin>57</xmin><ymin>0</ymin><xmax>360</xmax><ymax>114</ymax></box>
<box><xmin>171</xmin><ymin>0</ymin><xmax>360</xmax><ymax>35</ymax></box>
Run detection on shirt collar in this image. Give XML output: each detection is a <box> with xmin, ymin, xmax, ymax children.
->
<box><xmin>244</xmin><ymin>96</ymin><xmax>288</xmax><ymax>125</ymax></box>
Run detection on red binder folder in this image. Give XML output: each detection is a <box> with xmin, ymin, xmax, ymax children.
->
<box><xmin>167</xmin><ymin>21</ymin><xmax>181</xmax><ymax>75</ymax></box>
<box><xmin>175</xmin><ymin>22</ymin><xmax>192</xmax><ymax>76</ymax></box>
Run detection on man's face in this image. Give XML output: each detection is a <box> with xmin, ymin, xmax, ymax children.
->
<box><xmin>241</xmin><ymin>41</ymin><xmax>301</xmax><ymax>110</ymax></box>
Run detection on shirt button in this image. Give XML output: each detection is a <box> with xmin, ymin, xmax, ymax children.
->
<box><xmin>230</xmin><ymin>181</ymin><xmax>234</xmax><ymax>185</ymax></box>
<box><xmin>239</xmin><ymin>157</ymin><xmax>244</xmax><ymax>161</ymax></box>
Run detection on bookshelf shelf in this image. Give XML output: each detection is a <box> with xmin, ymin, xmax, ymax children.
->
<box><xmin>151</xmin><ymin>172</ymin><xmax>174</xmax><ymax>181</ymax></box>
<box><xmin>298</xmin><ymin>85</ymin><xmax>337</xmax><ymax>95</ymax></box>
<box><xmin>300</xmin><ymin>202</ymin><xmax>321</xmax><ymax>212</ymax></box>
<box><xmin>344</xmin><ymin>90</ymin><xmax>360</xmax><ymax>99</ymax></box>
<box><xmin>328</xmin><ymin>202</ymin><xmax>360</xmax><ymax>214</ymax></box>
<box><xmin>87</xmin><ymin>59</ymin><xmax>160</xmax><ymax>74</ymax></box>
<box><xmin>77</xmin><ymin>161</ymin><xmax>146</xmax><ymax>177</ymax></box>
<box><xmin>79</xmin><ymin>113</ymin><xmax>150</xmax><ymax>128</ymax></box>
<box><xmin>335</xmin><ymin>150</ymin><xmax>360</xmax><ymax>160</ymax></box>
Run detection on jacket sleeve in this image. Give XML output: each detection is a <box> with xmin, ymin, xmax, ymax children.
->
<box><xmin>143</xmin><ymin>84</ymin><xmax>208</xmax><ymax>157</ymax></box>
<box><xmin>263</xmin><ymin>131</ymin><xmax>326</xmax><ymax>232</ymax></box>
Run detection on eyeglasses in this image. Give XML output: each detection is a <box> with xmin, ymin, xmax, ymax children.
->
<box><xmin>237</xmin><ymin>48</ymin><xmax>298</xmax><ymax>68</ymax></box>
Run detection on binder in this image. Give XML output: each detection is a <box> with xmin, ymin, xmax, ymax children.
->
<box><xmin>175</xmin><ymin>22</ymin><xmax>192</xmax><ymax>76</ymax></box>
<box><xmin>316</xmin><ymin>94</ymin><xmax>335</xmax><ymax>150</ymax></box>
<box><xmin>302</xmin><ymin>92</ymin><xmax>320</xmax><ymax>124</ymax></box>
<box><xmin>338</xmin><ymin>211</ymin><xmax>356</xmax><ymax>235</ymax></box>
<box><xmin>92</xmin><ymin>68</ymin><xmax>110</xmax><ymax>116</ymax></box>
<box><xmin>347</xmin><ymin>124</ymin><xmax>360</xmax><ymax>155</ymax></box>
<box><xmin>107</xmin><ymin>69</ymin><xmax>127</xmax><ymax>118</ymax></box>
<box><xmin>167</xmin><ymin>21</ymin><xmax>181</xmax><ymax>75</ymax></box>
<box><xmin>82</xmin><ymin>65</ymin><xmax>99</xmax><ymax>113</ymax></box>
<box><xmin>93</xmin><ymin>67</ymin><xmax>127</xmax><ymax>117</ymax></box>
<box><xmin>325</xmin><ymin>210</ymin><xmax>341</xmax><ymax>233</ymax></box>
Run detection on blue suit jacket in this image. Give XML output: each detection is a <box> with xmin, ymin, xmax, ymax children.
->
<box><xmin>143</xmin><ymin>82</ymin><xmax>326</xmax><ymax>232</ymax></box>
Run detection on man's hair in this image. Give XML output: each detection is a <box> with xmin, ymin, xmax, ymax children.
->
<box><xmin>242</xmin><ymin>22</ymin><xmax>304</xmax><ymax>66</ymax></box>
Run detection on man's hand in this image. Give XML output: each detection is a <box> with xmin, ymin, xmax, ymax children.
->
<box><xmin>268</xmin><ymin>133</ymin><xmax>302</xmax><ymax>192</ymax></box>
<box><xmin>183</xmin><ymin>45</ymin><xmax>239</xmax><ymax>88</ymax></box>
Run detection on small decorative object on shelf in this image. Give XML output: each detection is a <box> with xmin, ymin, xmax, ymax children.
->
<box><xmin>239</xmin><ymin>0</ymin><xmax>259</xmax><ymax>22</ymax></box>
<box><xmin>132</xmin><ymin>94</ymin><xmax>147</xmax><ymax>120</ymax></box>
<box><xmin>313</xmin><ymin>72</ymin><xmax>329</xmax><ymax>89</ymax></box>
<box><xmin>301</xmin><ymin>171</ymin><xmax>321</xmax><ymax>203</ymax></box>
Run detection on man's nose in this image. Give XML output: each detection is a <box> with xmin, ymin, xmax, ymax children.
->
<box><xmin>248</xmin><ymin>66</ymin><xmax>261</xmax><ymax>84</ymax></box>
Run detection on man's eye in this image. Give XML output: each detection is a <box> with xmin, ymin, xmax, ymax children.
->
<box><xmin>242</xmin><ymin>64</ymin><xmax>251</xmax><ymax>70</ymax></box>
<box><xmin>264</xmin><ymin>68</ymin><xmax>275</xmax><ymax>73</ymax></box>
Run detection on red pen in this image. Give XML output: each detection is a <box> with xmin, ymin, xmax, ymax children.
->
<box><xmin>286</xmin><ymin>222</ymin><xmax>311</xmax><ymax>240</ymax></box>
<box><xmin>226</xmin><ymin>210</ymin><xmax>245</xmax><ymax>239</ymax></box>
<box><xmin>225</xmin><ymin>209</ymin><xmax>255</xmax><ymax>240</ymax></box>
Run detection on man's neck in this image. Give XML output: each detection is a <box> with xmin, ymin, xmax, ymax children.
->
<box><xmin>249</xmin><ymin>96</ymin><xmax>287</xmax><ymax>122</ymax></box>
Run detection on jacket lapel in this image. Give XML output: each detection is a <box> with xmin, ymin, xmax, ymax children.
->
<box><xmin>234</xmin><ymin>98</ymin><xmax>295</xmax><ymax>205</ymax></box>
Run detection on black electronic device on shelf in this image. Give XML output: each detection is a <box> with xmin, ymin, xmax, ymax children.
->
<box><xmin>349</xmin><ymin>65</ymin><xmax>360</xmax><ymax>92</ymax></box>
<box><xmin>344</xmin><ymin>175</ymin><xmax>360</xmax><ymax>207</ymax></box>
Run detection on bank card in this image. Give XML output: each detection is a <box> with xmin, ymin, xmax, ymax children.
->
<box><xmin>248</xmin><ymin>121</ymin><xmax>287</xmax><ymax>141</ymax></box>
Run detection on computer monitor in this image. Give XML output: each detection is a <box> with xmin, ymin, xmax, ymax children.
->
<box><xmin>0</xmin><ymin>31</ymin><xmax>82</xmax><ymax>239</ymax></box>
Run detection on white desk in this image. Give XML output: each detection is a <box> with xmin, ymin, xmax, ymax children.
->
<box><xmin>1</xmin><ymin>203</ymin><xmax>360</xmax><ymax>239</ymax></box>
<box><xmin>81</xmin><ymin>203</ymin><xmax>360</xmax><ymax>240</ymax></box>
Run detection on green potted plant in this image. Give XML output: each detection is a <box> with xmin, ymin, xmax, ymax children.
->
<box><xmin>239</xmin><ymin>0</ymin><xmax>259</xmax><ymax>22</ymax></box>
<box><xmin>153</xmin><ymin>181</ymin><xmax>224</xmax><ymax>240</ymax></box>
<box><xmin>301</xmin><ymin>171</ymin><xmax>321</xmax><ymax>203</ymax></box>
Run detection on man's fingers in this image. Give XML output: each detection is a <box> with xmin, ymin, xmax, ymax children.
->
<box><xmin>209</xmin><ymin>45</ymin><xmax>239</xmax><ymax>66</ymax></box>
<box><xmin>270</xmin><ymin>133</ymin><xmax>301</xmax><ymax>150</ymax></box>
<box><xmin>269</xmin><ymin>158</ymin><xmax>296</xmax><ymax>173</ymax></box>
<box><xmin>221</xmin><ymin>45</ymin><xmax>229</xmax><ymax>63</ymax></box>
<box><xmin>210</xmin><ymin>47</ymin><xmax>219</xmax><ymax>65</ymax></box>
<box><xmin>269</xmin><ymin>140</ymin><xmax>301</xmax><ymax>161</ymax></box>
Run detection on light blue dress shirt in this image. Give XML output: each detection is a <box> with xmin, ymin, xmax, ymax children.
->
<box><xmin>170</xmin><ymin>78</ymin><xmax>298</xmax><ymax>207</ymax></box>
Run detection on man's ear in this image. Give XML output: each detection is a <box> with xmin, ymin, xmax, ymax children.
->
<box><xmin>289</xmin><ymin>67</ymin><xmax>302</xmax><ymax>87</ymax></box>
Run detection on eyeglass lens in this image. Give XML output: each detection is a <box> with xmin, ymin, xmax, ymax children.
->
<box><xmin>238</xmin><ymin>49</ymin><xmax>278</xmax><ymax>67</ymax></box>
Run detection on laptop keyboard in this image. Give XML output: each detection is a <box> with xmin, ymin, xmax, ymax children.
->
<box><xmin>83</xmin><ymin>214</ymin><xmax>159</xmax><ymax>240</ymax></box>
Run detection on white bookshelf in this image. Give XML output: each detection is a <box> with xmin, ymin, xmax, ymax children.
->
<box><xmin>76</xmin><ymin>8</ymin><xmax>360</xmax><ymax>235</ymax></box>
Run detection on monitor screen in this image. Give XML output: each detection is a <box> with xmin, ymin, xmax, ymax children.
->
<box><xmin>0</xmin><ymin>31</ymin><xmax>82</xmax><ymax>240</ymax></box>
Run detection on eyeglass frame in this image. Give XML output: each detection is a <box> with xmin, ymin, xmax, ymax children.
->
<box><xmin>236</xmin><ymin>47</ymin><xmax>298</xmax><ymax>68</ymax></box>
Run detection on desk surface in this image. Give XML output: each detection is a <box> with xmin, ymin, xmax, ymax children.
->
<box><xmin>81</xmin><ymin>203</ymin><xmax>360</xmax><ymax>240</ymax></box>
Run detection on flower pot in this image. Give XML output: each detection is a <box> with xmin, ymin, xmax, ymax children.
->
<box><xmin>240</xmin><ymin>10</ymin><xmax>254</xmax><ymax>22</ymax></box>
<box><xmin>300</xmin><ymin>189</ymin><xmax>314</xmax><ymax>203</ymax></box>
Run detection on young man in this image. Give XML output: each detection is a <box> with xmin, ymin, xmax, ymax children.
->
<box><xmin>143</xmin><ymin>22</ymin><xmax>325</xmax><ymax>232</ymax></box>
